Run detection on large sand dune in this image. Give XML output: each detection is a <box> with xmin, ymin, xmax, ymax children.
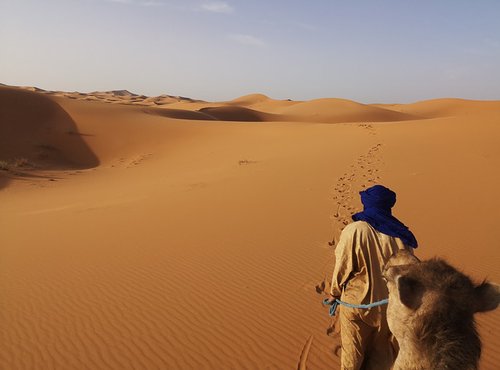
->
<box><xmin>0</xmin><ymin>87</ymin><xmax>99</xmax><ymax>170</ymax></box>
<box><xmin>372</xmin><ymin>98</ymin><xmax>500</xmax><ymax>119</ymax></box>
<box><xmin>1</xmin><ymin>85</ymin><xmax>499</xmax><ymax>369</ymax></box>
<box><xmin>273</xmin><ymin>98</ymin><xmax>420</xmax><ymax>123</ymax></box>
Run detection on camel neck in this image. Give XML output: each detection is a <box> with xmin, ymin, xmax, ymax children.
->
<box><xmin>393</xmin><ymin>338</ymin><xmax>428</xmax><ymax>370</ymax></box>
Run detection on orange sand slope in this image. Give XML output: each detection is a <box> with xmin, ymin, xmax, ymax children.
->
<box><xmin>1</xmin><ymin>85</ymin><xmax>499</xmax><ymax>369</ymax></box>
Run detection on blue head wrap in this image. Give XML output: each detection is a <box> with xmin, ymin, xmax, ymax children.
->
<box><xmin>352</xmin><ymin>185</ymin><xmax>418</xmax><ymax>248</ymax></box>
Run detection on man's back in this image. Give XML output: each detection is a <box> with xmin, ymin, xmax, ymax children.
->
<box><xmin>331</xmin><ymin>220</ymin><xmax>411</xmax><ymax>325</ymax></box>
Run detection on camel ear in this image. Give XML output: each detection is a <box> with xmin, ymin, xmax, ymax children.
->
<box><xmin>397</xmin><ymin>275</ymin><xmax>424</xmax><ymax>310</ymax></box>
<box><xmin>396</xmin><ymin>250</ymin><xmax>421</xmax><ymax>264</ymax></box>
<box><xmin>473</xmin><ymin>282</ymin><xmax>500</xmax><ymax>313</ymax></box>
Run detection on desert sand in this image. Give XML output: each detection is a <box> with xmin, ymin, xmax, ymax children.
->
<box><xmin>1</xmin><ymin>85</ymin><xmax>499</xmax><ymax>369</ymax></box>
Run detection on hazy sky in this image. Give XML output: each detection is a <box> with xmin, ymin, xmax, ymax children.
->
<box><xmin>1</xmin><ymin>0</ymin><xmax>500</xmax><ymax>102</ymax></box>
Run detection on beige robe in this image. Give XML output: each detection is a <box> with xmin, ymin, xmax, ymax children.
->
<box><xmin>331</xmin><ymin>221</ymin><xmax>412</xmax><ymax>370</ymax></box>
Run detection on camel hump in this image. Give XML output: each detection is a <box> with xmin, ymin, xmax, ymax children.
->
<box><xmin>473</xmin><ymin>282</ymin><xmax>500</xmax><ymax>313</ymax></box>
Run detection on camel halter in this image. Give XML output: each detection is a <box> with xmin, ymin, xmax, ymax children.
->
<box><xmin>323</xmin><ymin>297</ymin><xmax>389</xmax><ymax>316</ymax></box>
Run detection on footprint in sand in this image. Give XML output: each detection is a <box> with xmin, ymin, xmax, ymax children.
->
<box><xmin>329</xmin><ymin>143</ymin><xmax>384</xmax><ymax>243</ymax></box>
<box><xmin>126</xmin><ymin>153</ymin><xmax>153</xmax><ymax>168</ymax></box>
<box><xmin>297</xmin><ymin>335</ymin><xmax>314</xmax><ymax>370</ymax></box>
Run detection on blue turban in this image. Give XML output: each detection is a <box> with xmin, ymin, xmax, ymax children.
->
<box><xmin>352</xmin><ymin>185</ymin><xmax>418</xmax><ymax>248</ymax></box>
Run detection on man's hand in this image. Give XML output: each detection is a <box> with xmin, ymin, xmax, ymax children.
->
<box><xmin>324</xmin><ymin>293</ymin><xmax>338</xmax><ymax>304</ymax></box>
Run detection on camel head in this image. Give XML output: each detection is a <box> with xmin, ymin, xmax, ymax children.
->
<box><xmin>382</xmin><ymin>250</ymin><xmax>500</xmax><ymax>370</ymax></box>
<box><xmin>383</xmin><ymin>250</ymin><xmax>500</xmax><ymax>315</ymax></box>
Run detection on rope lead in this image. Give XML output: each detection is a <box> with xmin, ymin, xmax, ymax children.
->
<box><xmin>322</xmin><ymin>297</ymin><xmax>389</xmax><ymax>316</ymax></box>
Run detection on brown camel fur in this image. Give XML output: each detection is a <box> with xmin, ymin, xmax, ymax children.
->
<box><xmin>383</xmin><ymin>250</ymin><xmax>500</xmax><ymax>370</ymax></box>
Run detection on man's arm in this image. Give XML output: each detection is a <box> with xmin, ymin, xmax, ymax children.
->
<box><xmin>330</xmin><ymin>226</ymin><xmax>355</xmax><ymax>297</ymax></box>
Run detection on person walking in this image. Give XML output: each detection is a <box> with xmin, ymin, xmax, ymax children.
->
<box><xmin>327</xmin><ymin>185</ymin><xmax>418</xmax><ymax>370</ymax></box>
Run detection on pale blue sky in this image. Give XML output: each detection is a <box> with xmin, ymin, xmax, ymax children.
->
<box><xmin>1</xmin><ymin>0</ymin><xmax>500</xmax><ymax>102</ymax></box>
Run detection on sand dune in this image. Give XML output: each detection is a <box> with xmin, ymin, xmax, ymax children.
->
<box><xmin>276</xmin><ymin>98</ymin><xmax>420</xmax><ymax>123</ymax></box>
<box><xmin>142</xmin><ymin>95</ymin><xmax>198</xmax><ymax>106</ymax></box>
<box><xmin>0</xmin><ymin>87</ymin><xmax>99</xmax><ymax>172</ymax></box>
<box><xmin>373</xmin><ymin>98</ymin><xmax>500</xmax><ymax>119</ymax></box>
<box><xmin>143</xmin><ymin>106</ymin><xmax>217</xmax><ymax>120</ymax></box>
<box><xmin>148</xmin><ymin>96</ymin><xmax>420</xmax><ymax>123</ymax></box>
<box><xmin>96</xmin><ymin>89</ymin><xmax>138</xmax><ymax>97</ymax></box>
<box><xmin>1</xmin><ymin>85</ymin><xmax>499</xmax><ymax>369</ymax></box>
<box><xmin>223</xmin><ymin>93</ymin><xmax>302</xmax><ymax>115</ymax></box>
<box><xmin>198</xmin><ymin>106</ymin><xmax>281</xmax><ymax>122</ymax></box>
<box><xmin>226</xmin><ymin>93</ymin><xmax>273</xmax><ymax>106</ymax></box>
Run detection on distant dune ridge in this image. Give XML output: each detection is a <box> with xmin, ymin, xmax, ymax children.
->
<box><xmin>1</xmin><ymin>83</ymin><xmax>499</xmax><ymax>369</ymax></box>
<box><xmin>3</xmin><ymin>84</ymin><xmax>499</xmax><ymax>124</ymax></box>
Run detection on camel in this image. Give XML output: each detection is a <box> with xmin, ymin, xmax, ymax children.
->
<box><xmin>382</xmin><ymin>250</ymin><xmax>500</xmax><ymax>370</ymax></box>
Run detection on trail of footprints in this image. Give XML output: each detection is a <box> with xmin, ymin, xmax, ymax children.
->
<box><xmin>314</xmin><ymin>141</ymin><xmax>383</xmax><ymax>362</ymax></box>
<box><xmin>358</xmin><ymin>123</ymin><xmax>376</xmax><ymax>135</ymax></box>
<box><xmin>126</xmin><ymin>153</ymin><xmax>152</xmax><ymax>168</ymax></box>
<box><xmin>110</xmin><ymin>154</ymin><xmax>153</xmax><ymax>169</ymax></box>
<box><xmin>329</xmin><ymin>143</ymin><xmax>382</xmax><ymax>245</ymax></box>
<box><xmin>24</xmin><ymin>152</ymin><xmax>153</xmax><ymax>188</ymax></box>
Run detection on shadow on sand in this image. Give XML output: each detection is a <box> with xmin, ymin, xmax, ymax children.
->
<box><xmin>0</xmin><ymin>87</ymin><xmax>100</xmax><ymax>190</ymax></box>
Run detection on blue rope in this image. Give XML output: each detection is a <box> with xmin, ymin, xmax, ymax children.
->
<box><xmin>322</xmin><ymin>297</ymin><xmax>389</xmax><ymax>317</ymax></box>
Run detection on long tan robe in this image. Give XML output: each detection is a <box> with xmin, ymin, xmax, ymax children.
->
<box><xmin>331</xmin><ymin>221</ymin><xmax>412</xmax><ymax>370</ymax></box>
